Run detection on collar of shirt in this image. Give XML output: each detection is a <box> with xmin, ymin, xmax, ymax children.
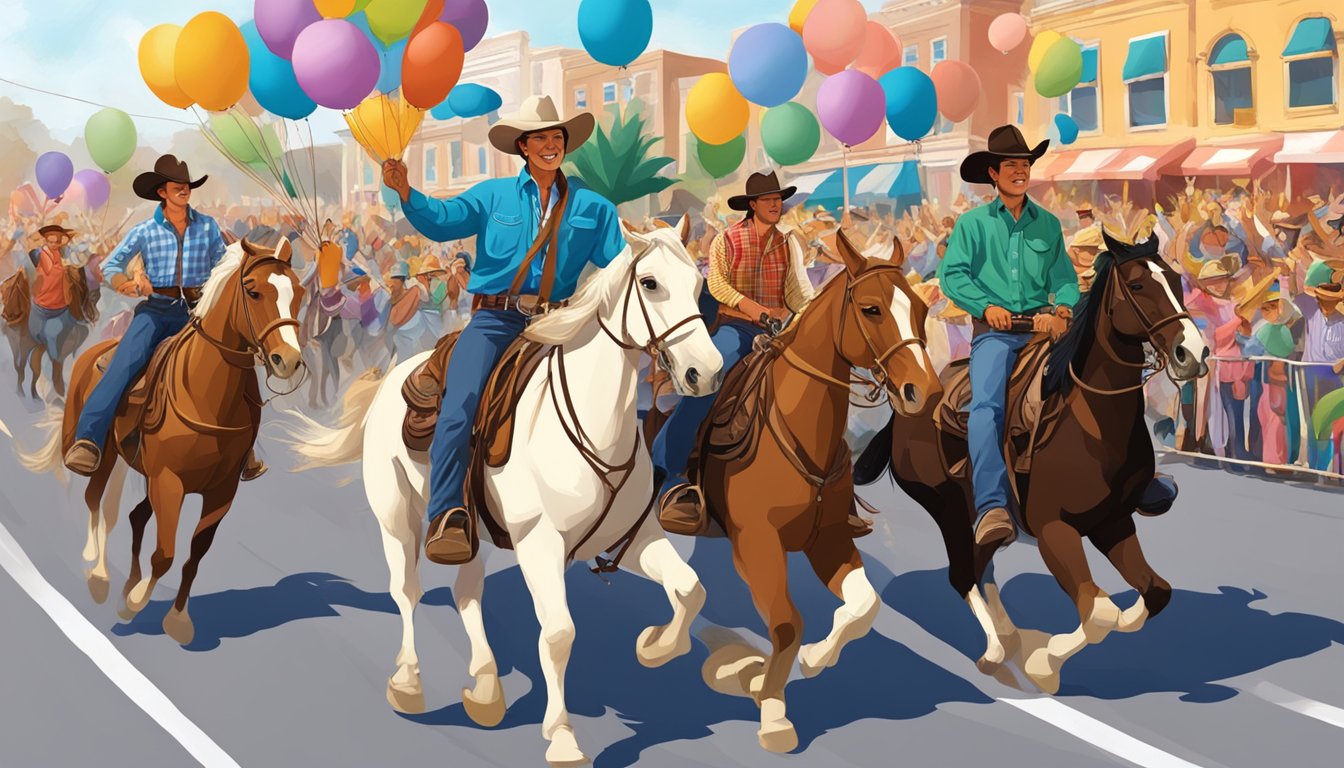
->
<box><xmin>990</xmin><ymin>195</ymin><xmax>1039</xmax><ymax>230</ymax></box>
<box><xmin>517</xmin><ymin>168</ymin><xmax>560</xmax><ymax>229</ymax></box>
<box><xmin>153</xmin><ymin>205</ymin><xmax>199</xmax><ymax>231</ymax></box>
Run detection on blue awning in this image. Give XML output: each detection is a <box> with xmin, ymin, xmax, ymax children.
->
<box><xmin>805</xmin><ymin>164</ymin><xmax>878</xmax><ymax>211</ymax></box>
<box><xmin>1123</xmin><ymin>35</ymin><xmax>1168</xmax><ymax>80</ymax></box>
<box><xmin>1080</xmin><ymin>46</ymin><xmax>1099</xmax><ymax>83</ymax></box>
<box><xmin>805</xmin><ymin>162</ymin><xmax>922</xmax><ymax>212</ymax></box>
<box><xmin>1283</xmin><ymin>17</ymin><xmax>1335</xmax><ymax>57</ymax></box>
<box><xmin>1210</xmin><ymin>34</ymin><xmax>1248</xmax><ymax>66</ymax></box>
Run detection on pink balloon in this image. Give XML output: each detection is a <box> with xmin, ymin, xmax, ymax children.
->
<box><xmin>802</xmin><ymin>0</ymin><xmax>866</xmax><ymax>70</ymax></box>
<box><xmin>816</xmin><ymin>70</ymin><xmax>885</xmax><ymax>147</ymax></box>
<box><xmin>292</xmin><ymin>19</ymin><xmax>380</xmax><ymax>110</ymax></box>
<box><xmin>930</xmin><ymin>60</ymin><xmax>982</xmax><ymax>122</ymax></box>
<box><xmin>814</xmin><ymin>54</ymin><xmax>848</xmax><ymax>76</ymax></box>
<box><xmin>988</xmin><ymin>13</ymin><xmax>1028</xmax><ymax>55</ymax></box>
<box><xmin>853</xmin><ymin>21</ymin><xmax>901</xmax><ymax>79</ymax></box>
<box><xmin>73</xmin><ymin>169</ymin><xmax>111</xmax><ymax>210</ymax></box>
<box><xmin>10</xmin><ymin>183</ymin><xmax>40</xmax><ymax>217</ymax></box>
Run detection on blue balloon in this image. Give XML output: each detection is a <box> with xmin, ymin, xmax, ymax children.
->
<box><xmin>241</xmin><ymin>20</ymin><xmax>316</xmax><ymax>120</ymax></box>
<box><xmin>430</xmin><ymin>101</ymin><xmax>456</xmax><ymax>121</ymax></box>
<box><xmin>729</xmin><ymin>23</ymin><xmax>807</xmax><ymax>108</ymax></box>
<box><xmin>377</xmin><ymin>39</ymin><xmax>407</xmax><ymax>94</ymax></box>
<box><xmin>1053</xmin><ymin>112</ymin><xmax>1079</xmax><ymax>145</ymax></box>
<box><xmin>380</xmin><ymin>183</ymin><xmax>401</xmax><ymax>217</ymax></box>
<box><xmin>577</xmin><ymin>0</ymin><xmax>652</xmax><ymax>68</ymax></box>
<box><xmin>879</xmin><ymin>67</ymin><xmax>938</xmax><ymax>142</ymax></box>
<box><xmin>447</xmin><ymin>84</ymin><xmax>503</xmax><ymax>118</ymax></box>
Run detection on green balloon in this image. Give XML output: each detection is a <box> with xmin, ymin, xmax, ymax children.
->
<box><xmin>366</xmin><ymin>0</ymin><xmax>424</xmax><ymax>46</ymax></box>
<box><xmin>761</xmin><ymin>102</ymin><xmax>820</xmax><ymax>167</ymax></box>
<box><xmin>1035</xmin><ymin>37</ymin><xmax>1084</xmax><ymax>99</ymax></box>
<box><xmin>697</xmin><ymin>134</ymin><xmax>745</xmax><ymax>180</ymax></box>
<box><xmin>84</xmin><ymin>108</ymin><xmax>137</xmax><ymax>174</ymax></box>
<box><xmin>212</xmin><ymin>114</ymin><xmax>284</xmax><ymax>166</ymax></box>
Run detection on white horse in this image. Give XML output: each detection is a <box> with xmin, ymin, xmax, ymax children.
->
<box><xmin>283</xmin><ymin>219</ymin><xmax>722</xmax><ymax>767</ymax></box>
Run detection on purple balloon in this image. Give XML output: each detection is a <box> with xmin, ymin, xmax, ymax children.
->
<box><xmin>292</xmin><ymin>20</ymin><xmax>380</xmax><ymax>110</ymax></box>
<box><xmin>73</xmin><ymin>169</ymin><xmax>110</xmax><ymax>210</ymax></box>
<box><xmin>816</xmin><ymin>70</ymin><xmax>886</xmax><ymax>147</ymax></box>
<box><xmin>35</xmin><ymin>151</ymin><xmax>74</xmax><ymax>200</ymax></box>
<box><xmin>437</xmin><ymin>0</ymin><xmax>489</xmax><ymax>51</ymax></box>
<box><xmin>255</xmin><ymin>0</ymin><xmax>322</xmax><ymax>60</ymax></box>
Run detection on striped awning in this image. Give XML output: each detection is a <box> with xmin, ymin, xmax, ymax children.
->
<box><xmin>1274</xmin><ymin>130</ymin><xmax>1344</xmax><ymax>164</ymax></box>
<box><xmin>1038</xmin><ymin>139</ymin><xmax>1193</xmax><ymax>181</ymax></box>
<box><xmin>805</xmin><ymin>162</ymin><xmax>923</xmax><ymax>211</ymax></box>
<box><xmin>788</xmin><ymin>170</ymin><xmax>835</xmax><ymax>196</ymax></box>
<box><xmin>1179</xmin><ymin>135</ymin><xmax>1283</xmax><ymax>175</ymax></box>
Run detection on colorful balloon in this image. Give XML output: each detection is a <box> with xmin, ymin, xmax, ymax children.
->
<box><xmin>138</xmin><ymin>24</ymin><xmax>193</xmax><ymax>109</ymax></box>
<box><xmin>430</xmin><ymin>100</ymin><xmax>456</xmax><ymax>120</ymax></box>
<box><xmin>879</xmin><ymin>66</ymin><xmax>938</xmax><ymax>141</ymax></box>
<box><xmin>1054</xmin><ymin>112</ymin><xmax>1079</xmax><ymax>145</ymax></box>
<box><xmin>256</xmin><ymin>0</ymin><xmax>322</xmax><ymax>59</ymax></box>
<box><xmin>813</xmin><ymin>55</ymin><xmax>849</xmax><ymax>76</ymax></box>
<box><xmin>686</xmin><ymin>73</ymin><xmax>750</xmax><ymax>147</ymax></box>
<box><xmin>35</xmin><ymin>152</ymin><xmax>74</xmax><ymax>200</ymax></box>
<box><xmin>446</xmin><ymin>83</ymin><xmax>502</xmax><ymax>117</ymax></box>
<box><xmin>241</xmin><ymin>20</ymin><xmax>318</xmax><ymax>119</ymax></box>
<box><xmin>578</xmin><ymin>0</ymin><xmax>653</xmax><ymax>67</ymax></box>
<box><xmin>1035</xmin><ymin>36</ymin><xmax>1084</xmax><ymax>98</ymax></box>
<box><xmin>314</xmin><ymin>0</ymin><xmax>373</xmax><ymax>18</ymax></box>
<box><xmin>212</xmin><ymin>113</ymin><xmax>284</xmax><ymax>166</ymax></box>
<box><xmin>84</xmin><ymin>108</ymin><xmax>137</xmax><ymax>174</ymax></box>
<box><xmin>345</xmin><ymin>93</ymin><xmax>426</xmax><ymax>161</ymax></box>
<box><xmin>816</xmin><ymin>70</ymin><xmax>885</xmax><ymax>147</ymax></box>
<box><xmin>729</xmin><ymin>23</ymin><xmax>807</xmax><ymax>108</ymax></box>
<box><xmin>10</xmin><ymin>184</ymin><xmax>41</xmax><ymax>217</ymax></box>
<box><xmin>761</xmin><ymin>102</ymin><xmax>820</xmax><ymax>166</ymax></box>
<box><xmin>930</xmin><ymin>60</ymin><xmax>981</xmax><ymax>122</ymax></box>
<box><xmin>988</xmin><ymin>13</ymin><xmax>1029</xmax><ymax>55</ymax></box>
<box><xmin>434</xmin><ymin>0</ymin><xmax>489</xmax><ymax>51</ymax></box>
<box><xmin>853</xmin><ymin>21</ymin><xmax>902</xmax><ymax>79</ymax></box>
<box><xmin>175</xmin><ymin>12</ymin><xmax>250</xmax><ymax>111</ymax></box>
<box><xmin>365</xmin><ymin>0</ymin><xmax>431</xmax><ymax>47</ymax></box>
<box><xmin>788</xmin><ymin>0</ymin><xmax>820</xmax><ymax>35</ymax></box>
<box><xmin>802</xmin><ymin>0</ymin><xmax>866</xmax><ymax>70</ymax></box>
<box><xmin>696</xmin><ymin>135</ymin><xmax>745</xmax><ymax>179</ymax></box>
<box><xmin>377</xmin><ymin>39</ymin><xmax>408</xmax><ymax>93</ymax></box>
<box><xmin>1028</xmin><ymin>30</ymin><xmax>1062</xmax><ymax>72</ymax></box>
<box><xmin>402</xmin><ymin>22</ymin><xmax>464</xmax><ymax>108</ymax></box>
<box><xmin>73</xmin><ymin>169</ymin><xmax>110</xmax><ymax>211</ymax></box>
<box><xmin>292</xmin><ymin>19</ymin><xmax>381</xmax><ymax>110</ymax></box>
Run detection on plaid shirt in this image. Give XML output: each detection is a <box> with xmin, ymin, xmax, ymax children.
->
<box><xmin>724</xmin><ymin>218</ymin><xmax>788</xmax><ymax>309</ymax></box>
<box><xmin>101</xmin><ymin>206</ymin><xmax>226</xmax><ymax>288</ymax></box>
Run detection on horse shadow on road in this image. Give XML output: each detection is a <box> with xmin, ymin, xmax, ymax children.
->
<box><xmin>883</xmin><ymin>568</ymin><xmax>1344</xmax><ymax>703</ymax></box>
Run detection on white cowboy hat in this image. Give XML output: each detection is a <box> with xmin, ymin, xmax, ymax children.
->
<box><xmin>487</xmin><ymin>95</ymin><xmax>595</xmax><ymax>157</ymax></box>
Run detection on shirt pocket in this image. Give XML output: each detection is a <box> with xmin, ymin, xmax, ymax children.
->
<box><xmin>485</xmin><ymin>211</ymin><xmax>524</xmax><ymax>257</ymax></box>
<box><xmin>1024</xmin><ymin>236</ymin><xmax>1055</xmax><ymax>285</ymax></box>
<box><xmin>565</xmin><ymin>214</ymin><xmax>599</xmax><ymax>260</ymax></box>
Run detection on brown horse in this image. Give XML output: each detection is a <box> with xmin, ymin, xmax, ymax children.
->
<box><xmin>1</xmin><ymin>271</ymin><xmax>38</xmax><ymax>396</ymax></box>
<box><xmin>32</xmin><ymin>238</ymin><xmax>305</xmax><ymax>644</ymax></box>
<box><xmin>692</xmin><ymin>230</ymin><xmax>941</xmax><ymax>753</ymax></box>
<box><xmin>855</xmin><ymin>228</ymin><xmax>1209</xmax><ymax>693</ymax></box>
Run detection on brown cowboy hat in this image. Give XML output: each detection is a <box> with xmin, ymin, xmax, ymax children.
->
<box><xmin>37</xmin><ymin>224</ymin><xmax>77</xmax><ymax>241</ymax></box>
<box><xmin>960</xmin><ymin>125</ymin><xmax>1049</xmax><ymax>185</ymax></box>
<box><xmin>133</xmin><ymin>154</ymin><xmax>208</xmax><ymax>201</ymax></box>
<box><xmin>727</xmin><ymin>170</ymin><xmax>797</xmax><ymax>211</ymax></box>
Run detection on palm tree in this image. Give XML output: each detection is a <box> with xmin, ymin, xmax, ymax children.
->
<box><xmin>565</xmin><ymin>99</ymin><xmax>676</xmax><ymax>208</ymax></box>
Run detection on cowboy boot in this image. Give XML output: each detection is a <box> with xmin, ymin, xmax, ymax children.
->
<box><xmin>240</xmin><ymin>448</ymin><xmax>268</xmax><ymax>482</ymax></box>
<box><xmin>425</xmin><ymin>508</ymin><xmax>477</xmax><ymax>565</ymax></box>
<box><xmin>658</xmin><ymin>484</ymin><xmax>708</xmax><ymax>536</ymax></box>
<box><xmin>974</xmin><ymin>507</ymin><xmax>1018</xmax><ymax>550</ymax></box>
<box><xmin>63</xmin><ymin>439</ymin><xmax>102</xmax><ymax>477</ymax></box>
<box><xmin>1136</xmin><ymin>473</ymin><xmax>1177</xmax><ymax>516</ymax></box>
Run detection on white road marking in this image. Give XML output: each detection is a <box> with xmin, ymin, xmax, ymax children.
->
<box><xmin>1247</xmin><ymin>682</ymin><xmax>1344</xmax><ymax>729</ymax></box>
<box><xmin>0</xmin><ymin>519</ymin><xmax>241</xmax><ymax>768</ymax></box>
<box><xmin>1001</xmin><ymin>697</ymin><xmax>1210</xmax><ymax>768</ymax></box>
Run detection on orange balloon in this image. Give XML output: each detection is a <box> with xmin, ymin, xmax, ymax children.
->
<box><xmin>402</xmin><ymin>21</ymin><xmax>464</xmax><ymax>109</ymax></box>
<box><xmin>138</xmin><ymin>24</ymin><xmax>193</xmax><ymax>109</ymax></box>
<box><xmin>175</xmin><ymin>12</ymin><xmax>250</xmax><ymax>111</ymax></box>
<box><xmin>814</xmin><ymin>55</ymin><xmax>848</xmax><ymax>76</ymax></box>
<box><xmin>853</xmin><ymin>21</ymin><xmax>902</xmax><ymax>79</ymax></box>
<box><xmin>414</xmin><ymin>0</ymin><xmax>445</xmax><ymax>36</ymax></box>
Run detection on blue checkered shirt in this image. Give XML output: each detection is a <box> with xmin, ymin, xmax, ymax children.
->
<box><xmin>101</xmin><ymin>206</ymin><xmax>226</xmax><ymax>288</ymax></box>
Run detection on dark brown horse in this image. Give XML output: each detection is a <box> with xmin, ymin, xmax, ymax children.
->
<box><xmin>1</xmin><ymin>271</ymin><xmax>38</xmax><ymax>396</ymax></box>
<box><xmin>693</xmin><ymin>230</ymin><xmax>941</xmax><ymax>752</ymax></box>
<box><xmin>855</xmin><ymin>228</ymin><xmax>1209</xmax><ymax>693</ymax></box>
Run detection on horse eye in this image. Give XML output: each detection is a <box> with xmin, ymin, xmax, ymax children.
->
<box><xmin>640</xmin><ymin>278</ymin><xmax>658</xmax><ymax>291</ymax></box>
<box><xmin>247</xmin><ymin>290</ymin><xmax>261</xmax><ymax>300</ymax></box>
<box><xmin>862</xmin><ymin>305</ymin><xmax>881</xmax><ymax>316</ymax></box>
<box><xmin>1128</xmin><ymin>283</ymin><xmax>1144</xmax><ymax>291</ymax></box>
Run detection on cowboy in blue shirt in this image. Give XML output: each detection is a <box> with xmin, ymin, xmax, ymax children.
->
<box><xmin>63</xmin><ymin>155</ymin><xmax>266</xmax><ymax>481</ymax></box>
<box><xmin>383</xmin><ymin>95</ymin><xmax>625</xmax><ymax>565</ymax></box>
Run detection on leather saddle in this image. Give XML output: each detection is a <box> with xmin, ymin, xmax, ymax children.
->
<box><xmin>1</xmin><ymin>272</ymin><xmax>29</xmax><ymax>327</ymax></box>
<box><xmin>92</xmin><ymin>331</ymin><xmax>186</xmax><ymax>455</ymax></box>
<box><xmin>690</xmin><ymin>334</ymin><xmax>783</xmax><ymax>475</ymax></box>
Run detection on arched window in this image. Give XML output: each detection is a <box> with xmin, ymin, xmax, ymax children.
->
<box><xmin>1283</xmin><ymin>16</ymin><xmax>1338</xmax><ymax>109</ymax></box>
<box><xmin>1209</xmin><ymin>34</ymin><xmax>1254</xmax><ymax>124</ymax></box>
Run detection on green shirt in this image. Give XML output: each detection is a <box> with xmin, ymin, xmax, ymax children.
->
<box><xmin>937</xmin><ymin>196</ymin><xmax>1080</xmax><ymax>319</ymax></box>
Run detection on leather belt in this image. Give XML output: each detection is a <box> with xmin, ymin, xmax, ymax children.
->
<box><xmin>472</xmin><ymin>293</ymin><xmax>568</xmax><ymax>315</ymax></box>
<box><xmin>152</xmin><ymin>286</ymin><xmax>203</xmax><ymax>303</ymax></box>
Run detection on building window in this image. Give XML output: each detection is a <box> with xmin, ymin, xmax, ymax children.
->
<box><xmin>1283</xmin><ymin>16</ymin><xmax>1338</xmax><ymax>109</ymax></box>
<box><xmin>1123</xmin><ymin>32</ymin><xmax>1169</xmax><ymax>128</ymax></box>
<box><xmin>603</xmin><ymin>82</ymin><xmax>617</xmax><ymax>104</ymax></box>
<box><xmin>903</xmin><ymin>45</ymin><xmax>918</xmax><ymax>67</ymax></box>
<box><xmin>478</xmin><ymin>146</ymin><xmax>488</xmax><ymax>176</ymax></box>
<box><xmin>575</xmin><ymin>88</ymin><xmax>588</xmax><ymax>109</ymax></box>
<box><xmin>1209</xmin><ymin>33</ymin><xmax>1253</xmax><ymax>125</ymax></box>
<box><xmin>929</xmin><ymin>37</ymin><xmax>953</xmax><ymax>132</ymax></box>
<box><xmin>424</xmin><ymin>146</ymin><xmax>438</xmax><ymax>184</ymax></box>
<box><xmin>362</xmin><ymin>157</ymin><xmax>374</xmax><ymax>186</ymax></box>
<box><xmin>1058</xmin><ymin>44</ymin><xmax>1100</xmax><ymax>132</ymax></box>
<box><xmin>450</xmin><ymin>140</ymin><xmax>463</xmax><ymax>179</ymax></box>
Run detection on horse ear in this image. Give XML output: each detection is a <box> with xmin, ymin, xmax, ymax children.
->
<box><xmin>677</xmin><ymin>213</ymin><xmax>691</xmax><ymax>246</ymax></box>
<box><xmin>275</xmin><ymin>238</ymin><xmax>294</xmax><ymax>264</ymax></box>
<box><xmin>889</xmin><ymin>235</ymin><xmax>906</xmax><ymax>267</ymax></box>
<box><xmin>240</xmin><ymin>238</ymin><xmax>259</xmax><ymax>258</ymax></box>
<box><xmin>620</xmin><ymin>218</ymin><xmax>648</xmax><ymax>246</ymax></box>
<box><xmin>834</xmin><ymin>227</ymin><xmax>866</xmax><ymax>276</ymax></box>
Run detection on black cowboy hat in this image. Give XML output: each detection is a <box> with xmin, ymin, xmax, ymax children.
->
<box><xmin>133</xmin><ymin>154</ymin><xmax>208</xmax><ymax>201</ymax></box>
<box><xmin>960</xmin><ymin>125</ymin><xmax>1050</xmax><ymax>185</ymax></box>
<box><xmin>37</xmin><ymin>224</ymin><xmax>77</xmax><ymax>240</ymax></box>
<box><xmin>728</xmin><ymin>170</ymin><xmax>797</xmax><ymax>211</ymax></box>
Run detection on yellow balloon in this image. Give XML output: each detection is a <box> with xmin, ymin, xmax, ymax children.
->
<box><xmin>314</xmin><ymin>0</ymin><xmax>371</xmax><ymax>18</ymax></box>
<box><xmin>1028</xmin><ymin>30</ymin><xmax>1062</xmax><ymax>72</ymax></box>
<box><xmin>138</xmin><ymin>24</ymin><xmax>193</xmax><ymax>109</ymax></box>
<box><xmin>175</xmin><ymin>12</ymin><xmax>250</xmax><ymax>112</ymax></box>
<box><xmin>788</xmin><ymin>0</ymin><xmax>821</xmax><ymax>35</ymax></box>
<box><xmin>344</xmin><ymin>93</ymin><xmax>426</xmax><ymax>163</ymax></box>
<box><xmin>687</xmin><ymin>73</ymin><xmax>750</xmax><ymax>147</ymax></box>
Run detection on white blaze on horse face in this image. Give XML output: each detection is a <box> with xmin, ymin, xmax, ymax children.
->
<box><xmin>267</xmin><ymin>273</ymin><xmax>302</xmax><ymax>353</ymax></box>
<box><xmin>1145</xmin><ymin>262</ymin><xmax>1206</xmax><ymax>362</ymax></box>
<box><xmin>887</xmin><ymin>287</ymin><xmax>928</xmax><ymax>375</ymax></box>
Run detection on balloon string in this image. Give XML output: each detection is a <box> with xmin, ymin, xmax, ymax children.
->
<box><xmin>0</xmin><ymin>76</ymin><xmax>196</xmax><ymax>125</ymax></box>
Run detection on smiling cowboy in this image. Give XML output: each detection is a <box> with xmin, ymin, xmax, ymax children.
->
<box><xmin>384</xmin><ymin>94</ymin><xmax>625</xmax><ymax>566</ymax></box>
<box><xmin>63</xmin><ymin>155</ymin><xmax>266</xmax><ymax>482</ymax></box>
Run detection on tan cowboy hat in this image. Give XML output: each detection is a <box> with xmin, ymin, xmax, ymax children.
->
<box><xmin>1069</xmin><ymin>227</ymin><xmax>1103</xmax><ymax>250</ymax></box>
<box><xmin>960</xmin><ymin>125</ymin><xmax>1049</xmax><ymax>185</ymax></box>
<box><xmin>37</xmin><ymin>224</ymin><xmax>77</xmax><ymax>241</ymax></box>
<box><xmin>415</xmin><ymin>254</ymin><xmax>446</xmax><ymax>276</ymax></box>
<box><xmin>487</xmin><ymin>95</ymin><xmax>595</xmax><ymax>156</ymax></box>
<box><xmin>1234</xmin><ymin>271</ymin><xmax>1278</xmax><ymax>319</ymax></box>
<box><xmin>133</xmin><ymin>154</ymin><xmax>208</xmax><ymax>201</ymax></box>
<box><xmin>1198</xmin><ymin>260</ymin><xmax>1231</xmax><ymax>282</ymax></box>
<box><xmin>1075</xmin><ymin>201</ymin><xmax>1095</xmax><ymax>215</ymax></box>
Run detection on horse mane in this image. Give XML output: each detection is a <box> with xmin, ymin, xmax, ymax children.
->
<box><xmin>192</xmin><ymin>241</ymin><xmax>246</xmax><ymax>319</ymax></box>
<box><xmin>1042</xmin><ymin>252</ymin><xmax>1115</xmax><ymax>398</ymax></box>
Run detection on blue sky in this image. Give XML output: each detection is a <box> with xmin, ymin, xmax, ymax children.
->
<box><xmin>0</xmin><ymin>0</ymin><xmax>887</xmax><ymax>145</ymax></box>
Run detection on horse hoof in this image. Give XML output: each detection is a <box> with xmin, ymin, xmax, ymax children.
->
<box><xmin>976</xmin><ymin>653</ymin><xmax>1003</xmax><ymax>676</ymax></box>
<box><xmin>701</xmin><ymin>643</ymin><xmax>766</xmax><ymax>699</ymax></box>
<box><xmin>162</xmin><ymin>608</ymin><xmax>194</xmax><ymax>645</ymax></box>
<box><xmin>757</xmin><ymin>718</ymin><xmax>798</xmax><ymax>753</ymax></box>
<box><xmin>386</xmin><ymin>679</ymin><xmax>426</xmax><ymax>715</ymax></box>
<box><xmin>545</xmin><ymin>726</ymin><xmax>589</xmax><ymax>767</ymax></box>
<box><xmin>1024</xmin><ymin>647</ymin><xmax>1062</xmax><ymax>695</ymax></box>
<box><xmin>636</xmin><ymin>624</ymin><xmax>690</xmax><ymax>668</ymax></box>
<box><xmin>798</xmin><ymin>642</ymin><xmax>826</xmax><ymax>678</ymax></box>
<box><xmin>462</xmin><ymin>676</ymin><xmax>506</xmax><ymax>727</ymax></box>
<box><xmin>86</xmin><ymin>574</ymin><xmax>110</xmax><ymax>605</ymax></box>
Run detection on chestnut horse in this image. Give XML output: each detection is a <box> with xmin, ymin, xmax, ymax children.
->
<box><xmin>1</xmin><ymin>271</ymin><xmax>38</xmax><ymax>396</ymax></box>
<box><xmin>855</xmin><ymin>230</ymin><xmax>1209</xmax><ymax>693</ymax></box>
<box><xmin>693</xmin><ymin>229</ymin><xmax>940</xmax><ymax>753</ymax></box>
<box><xmin>24</xmin><ymin>238</ymin><xmax>306</xmax><ymax>644</ymax></box>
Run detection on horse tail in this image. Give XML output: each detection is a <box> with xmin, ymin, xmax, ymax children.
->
<box><xmin>852</xmin><ymin>414</ymin><xmax>894</xmax><ymax>487</ymax></box>
<box><xmin>279</xmin><ymin>365</ymin><xmax>384</xmax><ymax>471</ymax></box>
<box><xmin>15</xmin><ymin>407</ymin><xmax>66</xmax><ymax>480</ymax></box>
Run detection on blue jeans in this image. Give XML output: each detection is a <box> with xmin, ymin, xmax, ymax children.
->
<box><xmin>967</xmin><ymin>330</ymin><xmax>1031</xmax><ymax>520</ymax></box>
<box><xmin>75</xmin><ymin>296</ymin><xmax>189</xmax><ymax>451</ymax></box>
<box><xmin>426</xmin><ymin>309</ymin><xmax>529</xmax><ymax>523</ymax></box>
<box><xmin>651</xmin><ymin>319</ymin><xmax>759</xmax><ymax>496</ymax></box>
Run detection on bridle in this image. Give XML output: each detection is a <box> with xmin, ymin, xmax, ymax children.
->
<box><xmin>598</xmin><ymin>239</ymin><xmax>706</xmax><ymax>367</ymax></box>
